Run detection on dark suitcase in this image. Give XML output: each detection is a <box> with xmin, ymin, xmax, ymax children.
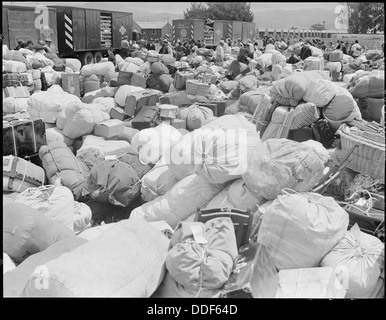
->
<box><xmin>159</xmin><ymin>91</ymin><xmax>188</xmax><ymax>107</ymax></box>
<box><xmin>220</xmin><ymin>242</ymin><xmax>278</xmax><ymax>298</ymax></box>
<box><xmin>2</xmin><ymin>73</ymin><xmax>29</xmax><ymax>88</ymax></box>
<box><xmin>117</xmin><ymin>71</ymin><xmax>146</xmax><ymax>88</ymax></box>
<box><xmin>3</xmin><ymin>118</ymin><xmax>46</xmax><ymax>158</ymax></box>
<box><xmin>198</xmin><ymin>100</ymin><xmax>227</xmax><ymax>117</ymax></box>
<box><xmin>288</xmin><ymin>127</ymin><xmax>314</xmax><ymax>142</ymax></box>
<box><xmin>110</xmin><ymin>106</ymin><xmax>131</xmax><ymax>121</ymax></box>
<box><xmin>131</xmin><ymin>105</ymin><xmax>160</xmax><ymax>130</ymax></box>
<box><xmin>125</xmin><ymin>89</ymin><xmax>159</xmax><ymax>117</ymax></box>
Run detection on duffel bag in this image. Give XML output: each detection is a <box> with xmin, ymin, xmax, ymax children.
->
<box><xmin>22</xmin><ymin>219</ymin><xmax>169</xmax><ymax>297</ymax></box>
<box><xmin>141</xmin><ymin>159</ymin><xmax>180</xmax><ymax>203</ymax></box>
<box><xmin>257</xmin><ymin>190</ymin><xmax>349</xmax><ymax>270</ymax></box>
<box><xmin>3</xmin><ymin>203</ymin><xmax>74</xmax><ymax>264</ymax></box>
<box><xmin>3</xmin><ymin>237</ymin><xmax>87</xmax><ymax>297</ymax></box>
<box><xmin>321</xmin><ymin>224</ymin><xmax>384</xmax><ymax>298</ymax></box>
<box><xmin>242</xmin><ymin>139</ymin><xmax>328</xmax><ymax>200</ymax></box>
<box><xmin>12</xmin><ymin>186</ymin><xmax>75</xmax><ymax>232</ymax></box>
<box><xmin>74</xmin><ymin>159</ymin><xmax>141</xmax><ymax>207</ymax></box>
<box><xmin>39</xmin><ymin>140</ymin><xmax>89</xmax><ymax>191</ymax></box>
<box><xmin>163</xmin><ymin>217</ymin><xmax>238</xmax><ymax>296</ymax></box>
<box><xmin>130</xmin><ymin>174</ymin><xmax>224</xmax><ymax>228</ymax></box>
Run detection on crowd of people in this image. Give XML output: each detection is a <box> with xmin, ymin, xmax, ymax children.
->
<box><xmin>116</xmin><ymin>34</ymin><xmax>372</xmax><ymax>68</ymax></box>
<box><xmin>14</xmin><ymin>38</ymin><xmax>57</xmax><ymax>53</ymax></box>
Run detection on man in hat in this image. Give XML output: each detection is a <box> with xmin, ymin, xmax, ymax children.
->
<box><xmin>44</xmin><ymin>38</ymin><xmax>56</xmax><ymax>53</ymax></box>
<box><xmin>159</xmin><ymin>39</ymin><xmax>172</xmax><ymax>54</ymax></box>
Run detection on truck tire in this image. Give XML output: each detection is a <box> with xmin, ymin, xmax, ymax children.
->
<box><xmin>93</xmin><ymin>51</ymin><xmax>103</xmax><ymax>63</ymax></box>
<box><xmin>81</xmin><ymin>52</ymin><xmax>94</xmax><ymax>66</ymax></box>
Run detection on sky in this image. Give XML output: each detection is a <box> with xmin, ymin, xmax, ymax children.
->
<box><xmin>3</xmin><ymin>1</ymin><xmax>340</xmax><ymax>14</ymax></box>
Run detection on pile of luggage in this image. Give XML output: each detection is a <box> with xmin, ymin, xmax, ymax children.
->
<box><xmin>3</xmin><ymin>42</ymin><xmax>385</xmax><ymax>298</ymax></box>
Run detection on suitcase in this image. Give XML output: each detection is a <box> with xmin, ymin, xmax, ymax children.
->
<box><xmin>197</xmin><ymin>101</ymin><xmax>227</xmax><ymax>117</ymax></box>
<box><xmin>125</xmin><ymin>89</ymin><xmax>159</xmax><ymax>117</ymax></box>
<box><xmin>4</xmin><ymin>86</ymin><xmax>30</xmax><ymax>98</ymax></box>
<box><xmin>3</xmin><ymin>155</ymin><xmax>46</xmax><ymax>193</ymax></box>
<box><xmin>159</xmin><ymin>91</ymin><xmax>188</xmax><ymax>107</ymax></box>
<box><xmin>117</xmin><ymin>71</ymin><xmax>147</xmax><ymax>88</ymax></box>
<box><xmin>220</xmin><ymin>242</ymin><xmax>278</xmax><ymax>298</ymax></box>
<box><xmin>110</xmin><ymin>106</ymin><xmax>131</xmax><ymax>121</ymax></box>
<box><xmin>3</xmin><ymin>118</ymin><xmax>46</xmax><ymax>158</ymax></box>
<box><xmin>2</xmin><ymin>73</ymin><xmax>29</xmax><ymax>88</ymax></box>
<box><xmin>173</xmin><ymin>70</ymin><xmax>195</xmax><ymax>90</ymax></box>
<box><xmin>146</xmin><ymin>52</ymin><xmax>160</xmax><ymax>63</ymax></box>
<box><xmin>131</xmin><ymin>105</ymin><xmax>160</xmax><ymax>130</ymax></box>
<box><xmin>261</xmin><ymin>106</ymin><xmax>297</xmax><ymax>141</ymax></box>
<box><xmin>61</xmin><ymin>73</ymin><xmax>81</xmax><ymax>97</ymax></box>
<box><xmin>288</xmin><ymin>127</ymin><xmax>314</xmax><ymax>142</ymax></box>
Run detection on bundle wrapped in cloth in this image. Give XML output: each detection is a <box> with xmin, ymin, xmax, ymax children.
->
<box><xmin>242</xmin><ymin>139</ymin><xmax>329</xmax><ymax>200</ymax></box>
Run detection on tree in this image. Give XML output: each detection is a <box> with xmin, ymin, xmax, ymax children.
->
<box><xmin>183</xmin><ymin>2</ymin><xmax>209</xmax><ymax>20</ymax></box>
<box><xmin>183</xmin><ymin>2</ymin><xmax>254</xmax><ymax>22</ymax></box>
<box><xmin>343</xmin><ymin>2</ymin><xmax>384</xmax><ymax>33</ymax></box>
<box><xmin>207</xmin><ymin>2</ymin><xmax>254</xmax><ymax>22</ymax></box>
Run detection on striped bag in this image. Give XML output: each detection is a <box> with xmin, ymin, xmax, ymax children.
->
<box><xmin>3</xmin><ymin>155</ymin><xmax>45</xmax><ymax>193</ymax></box>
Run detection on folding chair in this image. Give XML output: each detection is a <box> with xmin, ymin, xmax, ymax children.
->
<box><xmin>196</xmin><ymin>207</ymin><xmax>253</xmax><ymax>249</ymax></box>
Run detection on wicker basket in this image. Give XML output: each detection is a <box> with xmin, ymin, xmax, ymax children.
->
<box><xmin>186</xmin><ymin>79</ymin><xmax>211</xmax><ymax>96</ymax></box>
<box><xmin>337</xmin><ymin>123</ymin><xmax>385</xmax><ymax>182</ymax></box>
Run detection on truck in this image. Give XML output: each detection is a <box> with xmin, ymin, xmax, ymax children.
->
<box><xmin>172</xmin><ymin>19</ymin><xmax>256</xmax><ymax>48</ymax></box>
<box><xmin>2</xmin><ymin>4</ymin><xmax>134</xmax><ymax>65</ymax></box>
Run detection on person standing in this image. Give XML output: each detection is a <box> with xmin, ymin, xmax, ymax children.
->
<box><xmin>175</xmin><ymin>41</ymin><xmax>185</xmax><ymax>61</ymax></box>
<box><xmin>215</xmin><ymin>39</ymin><xmax>225</xmax><ymax>64</ymax></box>
<box><xmin>120</xmin><ymin>36</ymin><xmax>130</xmax><ymax>58</ymax></box>
<box><xmin>146</xmin><ymin>40</ymin><xmax>156</xmax><ymax>51</ymax></box>
<box><xmin>351</xmin><ymin>40</ymin><xmax>362</xmax><ymax>57</ymax></box>
<box><xmin>223</xmin><ymin>39</ymin><xmax>231</xmax><ymax>55</ymax></box>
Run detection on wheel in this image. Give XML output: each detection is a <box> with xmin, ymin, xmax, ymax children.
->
<box><xmin>93</xmin><ymin>51</ymin><xmax>103</xmax><ymax>63</ymax></box>
<box><xmin>81</xmin><ymin>52</ymin><xmax>94</xmax><ymax>66</ymax></box>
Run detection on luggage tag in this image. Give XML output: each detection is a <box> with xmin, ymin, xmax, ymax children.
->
<box><xmin>105</xmin><ymin>155</ymin><xmax>118</xmax><ymax>161</ymax></box>
<box><xmin>190</xmin><ymin>224</ymin><xmax>208</xmax><ymax>245</ymax></box>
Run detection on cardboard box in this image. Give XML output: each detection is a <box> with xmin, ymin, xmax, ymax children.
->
<box><xmin>276</xmin><ymin>267</ymin><xmax>347</xmax><ymax>298</ymax></box>
<box><xmin>171</xmin><ymin>119</ymin><xmax>186</xmax><ymax>130</ymax></box>
<box><xmin>61</xmin><ymin>73</ymin><xmax>81</xmax><ymax>97</ymax></box>
<box><xmin>109</xmin><ymin>106</ymin><xmax>131</xmax><ymax>121</ymax></box>
<box><xmin>4</xmin><ymin>86</ymin><xmax>30</xmax><ymax>98</ymax></box>
<box><xmin>94</xmin><ymin>119</ymin><xmax>124</xmax><ymax>139</ymax></box>
<box><xmin>3</xmin><ymin>118</ymin><xmax>46</xmax><ymax>157</ymax></box>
